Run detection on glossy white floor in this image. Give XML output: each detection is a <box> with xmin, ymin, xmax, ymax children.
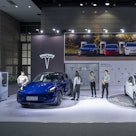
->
<box><xmin>0</xmin><ymin>86</ymin><xmax>136</xmax><ymax>123</ymax></box>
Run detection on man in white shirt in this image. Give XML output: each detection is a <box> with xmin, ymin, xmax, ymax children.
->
<box><xmin>17</xmin><ymin>71</ymin><xmax>29</xmax><ymax>87</ymax></box>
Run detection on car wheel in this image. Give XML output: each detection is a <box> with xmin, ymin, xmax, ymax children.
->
<box><xmin>55</xmin><ymin>91</ymin><xmax>62</xmax><ymax>106</ymax></box>
<box><xmin>133</xmin><ymin>93</ymin><xmax>136</xmax><ymax>106</ymax></box>
<box><xmin>124</xmin><ymin>86</ymin><xmax>128</xmax><ymax>96</ymax></box>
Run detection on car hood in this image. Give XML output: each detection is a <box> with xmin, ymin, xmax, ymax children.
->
<box><xmin>22</xmin><ymin>82</ymin><xmax>56</xmax><ymax>94</ymax></box>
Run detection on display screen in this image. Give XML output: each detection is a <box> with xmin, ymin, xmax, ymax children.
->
<box><xmin>64</xmin><ymin>33</ymin><xmax>136</xmax><ymax>61</ymax></box>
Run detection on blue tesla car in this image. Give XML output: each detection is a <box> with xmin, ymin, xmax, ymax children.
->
<box><xmin>17</xmin><ymin>72</ymin><xmax>72</xmax><ymax>107</ymax></box>
<box><xmin>78</xmin><ymin>44</ymin><xmax>99</xmax><ymax>56</ymax></box>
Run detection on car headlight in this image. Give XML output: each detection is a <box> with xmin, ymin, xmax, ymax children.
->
<box><xmin>49</xmin><ymin>86</ymin><xmax>56</xmax><ymax>92</ymax></box>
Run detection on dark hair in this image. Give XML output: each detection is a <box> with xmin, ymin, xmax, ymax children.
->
<box><xmin>90</xmin><ymin>71</ymin><xmax>94</xmax><ymax>74</ymax></box>
<box><xmin>75</xmin><ymin>71</ymin><xmax>80</xmax><ymax>77</ymax></box>
<box><xmin>105</xmin><ymin>70</ymin><xmax>108</xmax><ymax>73</ymax></box>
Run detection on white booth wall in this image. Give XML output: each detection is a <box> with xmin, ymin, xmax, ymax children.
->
<box><xmin>65</xmin><ymin>61</ymin><xmax>136</xmax><ymax>91</ymax></box>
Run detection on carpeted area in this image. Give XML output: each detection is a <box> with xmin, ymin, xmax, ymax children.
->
<box><xmin>108</xmin><ymin>94</ymin><xmax>135</xmax><ymax>108</ymax></box>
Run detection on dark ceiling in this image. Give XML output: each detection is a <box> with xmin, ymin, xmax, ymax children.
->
<box><xmin>32</xmin><ymin>0</ymin><xmax>136</xmax><ymax>8</ymax></box>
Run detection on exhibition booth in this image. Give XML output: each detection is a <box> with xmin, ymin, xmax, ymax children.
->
<box><xmin>1</xmin><ymin>32</ymin><xmax>136</xmax><ymax>123</ymax></box>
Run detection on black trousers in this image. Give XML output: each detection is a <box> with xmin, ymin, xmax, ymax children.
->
<box><xmin>102</xmin><ymin>83</ymin><xmax>109</xmax><ymax>98</ymax></box>
<box><xmin>73</xmin><ymin>84</ymin><xmax>80</xmax><ymax>99</ymax></box>
<box><xmin>90</xmin><ymin>82</ymin><xmax>96</xmax><ymax>96</ymax></box>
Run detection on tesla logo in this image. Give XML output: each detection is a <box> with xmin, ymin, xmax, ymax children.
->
<box><xmin>40</xmin><ymin>53</ymin><xmax>55</xmax><ymax>69</ymax></box>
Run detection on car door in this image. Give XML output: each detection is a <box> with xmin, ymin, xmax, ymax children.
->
<box><xmin>126</xmin><ymin>76</ymin><xmax>135</xmax><ymax>98</ymax></box>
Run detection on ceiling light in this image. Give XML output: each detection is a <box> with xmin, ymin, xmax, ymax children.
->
<box><xmin>58</xmin><ymin>3</ymin><xmax>62</xmax><ymax>7</ymax></box>
<box><xmin>36</xmin><ymin>29</ymin><xmax>39</xmax><ymax>32</ymax></box>
<box><xmin>71</xmin><ymin>29</ymin><xmax>75</xmax><ymax>33</ymax></box>
<box><xmin>52</xmin><ymin>28</ymin><xmax>56</xmax><ymax>31</ymax></box>
<box><xmin>28</xmin><ymin>5</ymin><xmax>31</xmax><ymax>8</ymax></box>
<box><xmin>40</xmin><ymin>30</ymin><xmax>44</xmax><ymax>33</ymax></box>
<box><xmin>68</xmin><ymin>29</ymin><xmax>75</xmax><ymax>33</ymax></box>
<box><xmin>85</xmin><ymin>29</ymin><xmax>91</xmax><ymax>33</ymax></box>
<box><xmin>15</xmin><ymin>5</ymin><xmax>18</xmax><ymax>8</ymax></box>
<box><xmin>105</xmin><ymin>0</ymin><xmax>110</xmax><ymax>6</ymax></box>
<box><xmin>56</xmin><ymin>30</ymin><xmax>60</xmax><ymax>33</ymax></box>
<box><xmin>120</xmin><ymin>29</ymin><xmax>125</xmax><ymax>33</ymax></box>
<box><xmin>103</xmin><ymin>29</ymin><xmax>108</xmax><ymax>33</ymax></box>
<box><xmin>93</xmin><ymin>3</ymin><xmax>97</xmax><ymax>7</ymax></box>
<box><xmin>80</xmin><ymin>3</ymin><xmax>83</xmax><ymax>7</ymax></box>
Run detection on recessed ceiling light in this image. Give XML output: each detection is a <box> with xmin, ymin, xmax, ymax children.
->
<box><xmin>105</xmin><ymin>0</ymin><xmax>110</xmax><ymax>6</ymax></box>
<box><xmin>15</xmin><ymin>5</ymin><xmax>18</xmax><ymax>8</ymax></box>
<box><xmin>120</xmin><ymin>29</ymin><xmax>125</xmax><ymax>33</ymax></box>
<box><xmin>58</xmin><ymin>3</ymin><xmax>62</xmax><ymax>7</ymax></box>
<box><xmin>36</xmin><ymin>29</ymin><xmax>39</xmax><ymax>32</ymax></box>
<box><xmin>93</xmin><ymin>3</ymin><xmax>97</xmax><ymax>7</ymax></box>
<box><xmin>80</xmin><ymin>3</ymin><xmax>83</xmax><ymax>7</ymax></box>
<box><xmin>40</xmin><ymin>30</ymin><xmax>44</xmax><ymax>33</ymax></box>
<box><xmin>28</xmin><ymin>5</ymin><xmax>31</xmax><ymax>8</ymax></box>
<box><xmin>71</xmin><ymin>29</ymin><xmax>75</xmax><ymax>33</ymax></box>
<box><xmin>103</xmin><ymin>29</ymin><xmax>108</xmax><ymax>33</ymax></box>
<box><xmin>52</xmin><ymin>28</ymin><xmax>56</xmax><ymax>31</ymax></box>
<box><xmin>56</xmin><ymin>30</ymin><xmax>60</xmax><ymax>33</ymax></box>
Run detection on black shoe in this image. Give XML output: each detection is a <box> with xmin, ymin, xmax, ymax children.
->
<box><xmin>95</xmin><ymin>95</ymin><xmax>97</xmax><ymax>97</ymax></box>
<box><xmin>71</xmin><ymin>98</ymin><xmax>75</xmax><ymax>100</ymax></box>
<box><xmin>101</xmin><ymin>97</ymin><xmax>103</xmax><ymax>98</ymax></box>
<box><xmin>76</xmin><ymin>98</ymin><xmax>79</xmax><ymax>101</ymax></box>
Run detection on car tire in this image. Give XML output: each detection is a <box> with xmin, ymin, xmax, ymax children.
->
<box><xmin>124</xmin><ymin>86</ymin><xmax>128</xmax><ymax>96</ymax></box>
<box><xmin>133</xmin><ymin>93</ymin><xmax>136</xmax><ymax>106</ymax></box>
<box><xmin>54</xmin><ymin>91</ymin><xmax>62</xmax><ymax>106</ymax></box>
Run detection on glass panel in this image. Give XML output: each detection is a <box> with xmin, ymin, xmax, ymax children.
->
<box><xmin>22</xmin><ymin>58</ymin><xmax>28</xmax><ymax>65</ymax></box>
<box><xmin>28</xmin><ymin>58</ymin><xmax>31</xmax><ymax>65</ymax></box>
<box><xmin>13</xmin><ymin>58</ymin><xmax>18</xmax><ymax>65</ymax></box>
<box><xmin>28</xmin><ymin>66</ymin><xmax>31</xmax><ymax>74</ymax></box>
<box><xmin>22</xmin><ymin>43</ymin><xmax>28</xmax><ymax>50</ymax></box>
<box><xmin>28</xmin><ymin>43</ymin><xmax>31</xmax><ymax>50</ymax></box>
<box><xmin>27</xmin><ymin>35</ymin><xmax>31</xmax><ymax>42</ymax></box>
<box><xmin>6</xmin><ymin>66</ymin><xmax>12</xmax><ymax>74</ymax></box>
<box><xmin>6</xmin><ymin>58</ymin><xmax>12</xmax><ymax>65</ymax></box>
<box><xmin>21</xmin><ymin>35</ymin><xmax>27</xmax><ymax>42</ymax></box>
<box><xmin>28</xmin><ymin>51</ymin><xmax>31</xmax><ymax>57</ymax></box>
<box><xmin>22</xmin><ymin>51</ymin><xmax>28</xmax><ymax>57</ymax></box>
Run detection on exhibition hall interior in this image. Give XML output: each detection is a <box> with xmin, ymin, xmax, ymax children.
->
<box><xmin>1</xmin><ymin>0</ymin><xmax>136</xmax><ymax>136</ymax></box>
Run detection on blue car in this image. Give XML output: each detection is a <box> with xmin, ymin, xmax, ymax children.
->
<box><xmin>17</xmin><ymin>72</ymin><xmax>72</xmax><ymax>107</ymax></box>
<box><xmin>78</xmin><ymin>44</ymin><xmax>99</xmax><ymax>56</ymax></box>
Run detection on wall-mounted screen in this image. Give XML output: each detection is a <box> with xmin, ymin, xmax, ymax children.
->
<box><xmin>64</xmin><ymin>33</ymin><xmax>136</xmax><ymax>61</ymax></box>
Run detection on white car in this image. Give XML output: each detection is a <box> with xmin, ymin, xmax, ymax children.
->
<box><xmin>125</xmin><ymin>42</ymin><xmax>136</xmax><ymax>55</ymax></box>
<box><xmin>124</xmin><ymin>75</ymin><xmax>136</xmax><ymax>106</ymax></box>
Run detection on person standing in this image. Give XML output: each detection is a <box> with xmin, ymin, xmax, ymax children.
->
<box><xmin>17</xmin><ymin>71</ymin><xmax>29</xmax><ymax>87</ymax></box>
<box><xmin>101</xmin><ymin>70</ymin><xmax>110</xmax><ymax>99</ymax></box>
<box><xmin>90</xmin><ymin>71</ymin><xmax>96</xmax><ymax>97</ymax></box>
<box><xmin>71</xmin><ymin>71</ymin><xmax>81</xmax><ymax>101</ymax></box>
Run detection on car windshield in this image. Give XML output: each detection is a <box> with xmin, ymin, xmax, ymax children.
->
<box><xmin>33</xmin><ymin>73</ymin><xmax>59</xmax><ymax>82</ymax></box>
<box><xmin>106</xmin><ymin>44</ymin><xmax>118</xmax><ymax>48</ymax></box>
<box><xmin>83</xmin><ymin>44</ymin><xmax>95</xmax><ymax>48</ymax></box>
<box><xmin>126</xmin><ymin>43</ymin><xmax>136</xmax><ymax>47</ymax></box>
